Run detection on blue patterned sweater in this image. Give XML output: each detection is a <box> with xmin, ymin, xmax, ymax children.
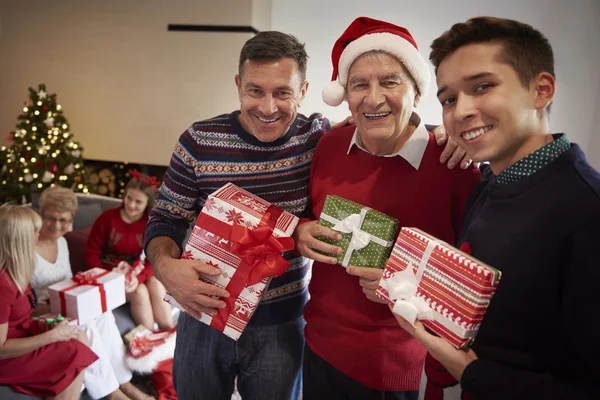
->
<box><xmin>146</xmin><ymin>111</ymin><xmax>330</xmax><ymax>325</ymax></box>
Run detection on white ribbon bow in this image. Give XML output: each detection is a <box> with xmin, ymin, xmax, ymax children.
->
<box><xmin>320</xmin><ymin>206</ymin><xmax>394</xmax><ymax>267</ymax></box>
<box><xmin>332</xmin><ymin>213</ymin><xmax>371</xmax><ymax>251</ymax></box>
<box><xmin>386</xmin><ymin>240</ymin><xmax>438</xmax><ymax>326</ymax></box>
<box><xmin>387</xmin><ymin>266</ymin><xmax>434</xmax><ymax>326</ymax></box>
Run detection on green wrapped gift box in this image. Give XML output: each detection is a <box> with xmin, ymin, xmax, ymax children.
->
<box><xmin>318</xmin><ymin>195</ymin><xmax>399</xmax><ymax>268</ymax></box>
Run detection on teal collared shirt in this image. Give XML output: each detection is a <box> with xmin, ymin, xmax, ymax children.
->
<box><xmin>496</xmin><ymin>134</ymin><xmax>570</xmax><ymax>184</ymax></box>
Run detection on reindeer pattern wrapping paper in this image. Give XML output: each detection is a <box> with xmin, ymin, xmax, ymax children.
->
<box><xmin>165</xmin><ymin>183</ymin><xmax>299</xmax><ymax>340</ymax></box>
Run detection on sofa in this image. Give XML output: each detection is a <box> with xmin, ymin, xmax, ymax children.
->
<box><xmin>0</xmin><ymin>193</ymin><xmax>162</xmax><ymax>399</ymax></box>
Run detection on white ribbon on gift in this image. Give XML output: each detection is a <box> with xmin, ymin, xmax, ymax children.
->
<box><xmin>384</xmin><ymin>240</ymin><xmax>438</xmax><ymax>327</ymax></box>
<box><xmin>320</xmin><ymin>207</ymin><xmax>394</xmax><ymax>267</ymax></box>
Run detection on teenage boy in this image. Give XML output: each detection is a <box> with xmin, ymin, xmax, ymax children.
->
<box><xmin>392</xmin><ymin>16</ymin><xmax>600</xmax><ymax>400</ymax></box>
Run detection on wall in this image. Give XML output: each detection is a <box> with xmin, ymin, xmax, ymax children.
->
<box><xmin>0</xmin><ymin>0</ymin><xmax>270</xmax><ymax>165</ymax></box>
<box><xmin>272</xmin><ymin>0</ymin><xmax>600</xmax><ymax>158</ymax></box>
<box><xmin>589</xmin><ymin>92</ymin><xmax>600</xmax><ymax>169</ymax></box>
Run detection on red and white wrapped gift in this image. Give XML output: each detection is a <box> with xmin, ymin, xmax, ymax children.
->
<box><xmin>29</xmin><ymin>313</ymin><xmax>78</xmax><ymax>334</ymax></box>
<box><xmin>124</xmin><ymin>326</ymin><xmax>177</xmax><ymax>374</ymax></box>
<box><xmin>113</xmin><ymin>256</ymin><xmax>146</xmax><ymax>285</ymax></box>
<box><xmin>164</xmin><ymin>183</ymin><xmax>299</xmax><ymax>341</ymax></box>
<box><xmin>377</xmin><ymin>228</ymin><xmax>502</xmax><ymax>349</ymax></box>
<box><xmin>48</xmin><ymin>267</ymin><xmax>126</xmax><ymax>325</ymax></box>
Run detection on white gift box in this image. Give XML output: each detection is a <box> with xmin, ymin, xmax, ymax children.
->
<box><xmin>48</xmin><ymin>267</ymin><xmax>126</xmax><ymax>325</ymax></box>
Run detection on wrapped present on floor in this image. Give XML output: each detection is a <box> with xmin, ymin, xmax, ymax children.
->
<box><xmin>166</xmin><ymin>182</ymin><xmax>298</xmax><ymax>340</ymax></box>
<box><xmin>124</xmin><ymin>325</ymin><xmax>177</xmax><ymax>374</ymax></box>
<box><xmin>318</xmin><ymin>195</ymin><xmax>399</xmax><ymax>268</ymax></box>
<box><xmin>29</xmin><ymin>313</ymin><xmax>78</xmax><ymax>334</ymax></box>
<box><xmin>48</xmin><ymin>267</ymin><xmax>126</xmax><ymax>325</ymax></box>
<box><xmin>377</xmin><ymin>227</ymin><xmax>502</xmax><ymax>349</ymax></box>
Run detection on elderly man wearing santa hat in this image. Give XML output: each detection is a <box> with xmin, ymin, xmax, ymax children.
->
<box><xmin>294</xmin><ymin>17</ymin><xmax>481</xmax><ymax>399</ymax></box>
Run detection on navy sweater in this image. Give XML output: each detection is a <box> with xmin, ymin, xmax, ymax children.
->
<box><xmin>458</xmin><ymin>144</ymin><xmax>600</xmax><ymax>399</ymax></box>
<box><xmin>146</xmin><ymin>111</ymin><xmax>329</xmax><ymax>325</ymax></box>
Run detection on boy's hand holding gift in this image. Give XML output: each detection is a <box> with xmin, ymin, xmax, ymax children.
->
<box><xmin>376</xmin><ymin>228</ymin><xmax>502</xmax><ymax>359</ymax></box>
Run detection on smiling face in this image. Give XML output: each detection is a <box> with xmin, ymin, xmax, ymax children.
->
<box><xmin>40</xmin><ymin>209</ymin><xmax>73</xmax><ymax>240</ymax></box>
<box><xmin>123</xmin><ymin>188</ymin><xmax>149</xmax><ymax>222</ymax></box>
<box><xmin>236</xmin><ymin>58</ymin><xmax>308</xmax><ymax>143</ymax></box>
<box><xmin>436</xmin><ymin>42</ymin><xmax>554</xmax><ymax>173</ymax></box>
<box><xmin>345</xmin><ymin>52</ymin><xmax>419</xmax><ymax>155</ymax></box>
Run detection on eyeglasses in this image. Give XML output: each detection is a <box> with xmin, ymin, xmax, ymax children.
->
<box><xmin>42</xmin><ymin>216</ymin><xmax>73</xmax><ymax>225</ymax></box>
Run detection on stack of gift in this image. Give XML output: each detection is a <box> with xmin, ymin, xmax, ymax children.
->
<box><xmin>377</xmin><ymin>228</ymin><xmax>502</xmax><ymax>349</ymax></box>
<box><xmin>29</xmin><ymin>313</ymin><xmax>78</xmax><ymax>334</ymax></box>
<box><xmin>48</xmin><ymin>267</ymin><xmax>126</xmax><ymax>325</ymax></box>
<box><xmin>318</xmin><ymin>195</ymin><xmax>399</xmax><ymax>268</ymax></box>
<box><xmin>165</xmin><ymin>183</ymin><xmax>298</xmax><ymax>340</ymax></box>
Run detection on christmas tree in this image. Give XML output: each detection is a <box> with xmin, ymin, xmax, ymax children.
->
<box><xmin>0</xmin><ymin>84</ymin><xmax>88</xmax><ymax>203</ymax></box>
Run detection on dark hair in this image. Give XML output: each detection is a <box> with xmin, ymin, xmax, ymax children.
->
<box><xmin>124</xmin><ymin>178</ymin><xmax>156</xmax><ymax>212</ymax></box>
<box><xmin>238</xmin><ymin>31</ymin><xmax>308</xmax><ymax>81</ymax></box>
<box><xmin>430</xmin><ymin>17</ymin><xmax>555</xmax><ymax>89</ymax></box>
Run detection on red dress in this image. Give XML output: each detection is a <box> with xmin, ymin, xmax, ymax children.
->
<box><xmin>0</xmin><ymin>271</ymin><xmax>98</xmax><ymax>397</ymax></box>
<box><xmin>84</xmin><ymin>206</ymin><xmax>153</xmax><ymax>283</ymax></box>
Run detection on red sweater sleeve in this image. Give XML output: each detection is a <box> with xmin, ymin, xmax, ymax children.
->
<box><xmin>84</xmin><ymin>209</ymin><xmax>113</xmax><ymax>271</ymax></box>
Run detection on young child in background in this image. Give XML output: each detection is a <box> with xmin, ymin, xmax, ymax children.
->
<box><xmin>0</xmin><ymin>205</ymin><xmax>97</xmax><ymax>400</ymax></box>
<box><xmin>85</xmin><ymin>171</ymin><xmax>174</xmax><ymax>331</ymax></box>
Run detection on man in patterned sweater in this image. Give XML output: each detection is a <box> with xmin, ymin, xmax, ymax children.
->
<box><xmin>145</xmin><ymin>31</ymin><xmax>467</xmax><ymax>400</ymax></box>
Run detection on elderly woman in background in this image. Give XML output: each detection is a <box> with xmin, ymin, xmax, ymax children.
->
<box><xmin>31</xmin><ymin>186</ymin><xmax>154</xmax><ymax>400</ymax></box>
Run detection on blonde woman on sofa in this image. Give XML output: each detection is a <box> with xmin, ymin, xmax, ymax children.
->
<box><xmin>31</xmin><ymin>186</ymin><xmax>154</xmax><ymax>400</ymax></box>
<box><xmin>0</xmin><ymin>205</ymin><xmax>97</xmax><ymax>400</ymax></box>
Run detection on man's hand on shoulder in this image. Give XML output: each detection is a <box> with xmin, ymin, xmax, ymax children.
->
<box><xmin>331</xmin><ymin>115</ymin><xmax>354</xmax><ymax>130</ymax></box>
<box><xmin>432</xmin><ymin>125</ymin><xmax>475</xmax><ymax>170</ymax></box>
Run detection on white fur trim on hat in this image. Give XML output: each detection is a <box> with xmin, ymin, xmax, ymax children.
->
<box><xmin>322</xmin><ymin>80</ymin><xmax>346</xmax><ymax>107</ymax></box>
<box><xmin>322</xmin><ymin>32</ymin><xmax>431</xmax><ymax>107</ymax></box>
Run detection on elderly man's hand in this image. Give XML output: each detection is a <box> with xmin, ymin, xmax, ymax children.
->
<box><xmin>346</xmin><ymin>266</ymin><xmax>387</xmax><ymax>303</ymax></box>
<box><xmin>293</xmin><ymin>220</ymin><xmax>342</xmax><ymax>264</ymax></box>
<box><xmin>331</xmin><ymin>115</ymin><xmax>354</xmax><ymax>130</ymax></box>
<box><xmin>432</xmin><ymin>125</ymin><xmax>473</xmax><ymax>170</ymax></box>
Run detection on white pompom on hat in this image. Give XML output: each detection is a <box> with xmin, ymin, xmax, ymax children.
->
<box><xmin>322</xmin><ymin>16</ymin><xmax>431</xmax><ymax>107</ymax></box>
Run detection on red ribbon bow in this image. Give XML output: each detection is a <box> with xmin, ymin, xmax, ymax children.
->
<box><xmin>197</xmin><ymin>204</ymin><xmax>295</xmax><ymax>332</ymax></box>
<box><xmin>229</xmin><ymin>205</ymin><xmax>295</xmax><ymax>285</ymax></box>
<box><xmin>128</xmin><ymin>327</ymin><xmax>176</xmax><ymax>359</ymax></box>
<box><xmin>59</xmin><ymin>269</ymin><xmax>110</xmax><ymax>316</ymax></box>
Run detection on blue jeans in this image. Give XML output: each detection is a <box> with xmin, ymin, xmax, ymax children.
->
<box><xmin>173</xmin><ymin>313</ymin><xmax>305</xmax><ymax>400</ymax></box>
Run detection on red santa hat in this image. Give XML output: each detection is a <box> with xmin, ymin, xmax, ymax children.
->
<box><xmin>322</xmin><ymin>16</ymin><xmax>431</xmax><ymax>107</ymax></box>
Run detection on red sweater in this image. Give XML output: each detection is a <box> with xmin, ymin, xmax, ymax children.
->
<box><xmin>304</xmin><ymin>125</ymin><xmax>480</xmax><ymax>391</ymax></box>
<box><xmin>84</xmin><ymin>207</ymin><xmax>153</xmax><ymax>284</ymax></box>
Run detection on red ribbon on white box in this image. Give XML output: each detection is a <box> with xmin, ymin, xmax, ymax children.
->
<box><xmin>58</xmin><ymin>269</ymin><xmax>110</xmax><ymax>316</ymax></box>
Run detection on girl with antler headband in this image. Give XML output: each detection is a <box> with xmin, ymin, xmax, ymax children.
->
<box><xmin>84</xmin><ymin>171</ymin><xmax>174</xmax><ymax>331</ymax></box>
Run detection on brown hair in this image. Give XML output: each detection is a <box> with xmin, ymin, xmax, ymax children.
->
<box><xmin>239</xmin><ymin>31</ymin><xmax>308</xmax><ymax>81</ymax></box>
<box><xmin>124</xmin><ymin>177</ymin><xmax>156</xmax><ymax>212</ymax></box>
<box><xmin>430</xmin><ymin>16</ymin><xmax>555</xmax><ymax>90</ymax></box>
<box><xmin>40</xmin><ymin>186</ymin><xmax>78</xmax><ymax>218</ymax></box>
